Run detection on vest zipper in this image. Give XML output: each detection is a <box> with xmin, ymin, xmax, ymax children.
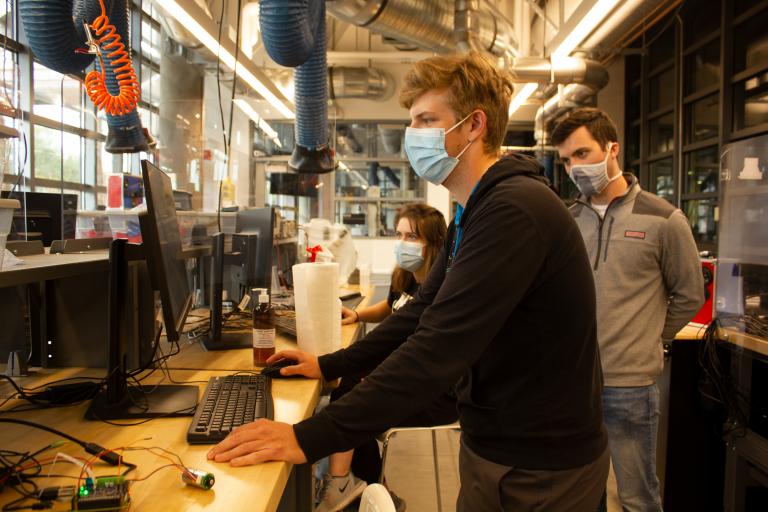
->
<box><xmin>593</xmin><ymin>214</ymin><xmax>604</xmax><ymax>271</ymax></box>
<box><xmin>603</xmin><ymin>216</ymin><xmax>615</xmax><ymax>262</ymax></box>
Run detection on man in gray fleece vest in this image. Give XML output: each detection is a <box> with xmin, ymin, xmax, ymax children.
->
<box><xmin>553</xmin><ymin>108</ymin><xmax>704</xmax><ymax>512</ymax></box>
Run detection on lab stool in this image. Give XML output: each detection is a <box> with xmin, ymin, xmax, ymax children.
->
<box><xmin>378</xmin><ymin>423</ymin><xmax>461</xmax><ymax>512</ymax></box>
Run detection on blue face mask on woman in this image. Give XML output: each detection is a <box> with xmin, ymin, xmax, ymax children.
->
<box><xmin>394</xmin><ymin>240</ymin><xmax>425</xmax><ymax>273</ymax></box>
<box><xmin>404</xmin><ymin>112</ymin><xmax>475</xmax><ymax>185</ymax></box>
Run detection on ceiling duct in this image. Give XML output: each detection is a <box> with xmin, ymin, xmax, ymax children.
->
<box><xmin>326</xmin><ymin>0</ymin><xmax>518</xmax><ymax>61</ymax></box>
<box><xmin>534</xmin><ymin>84</ymin><xmax>598</xmax><ymax>146</ymax></box>
<box><xmin>329</xmin><ymin>66</ymin><xmax>393</xmax><ymax>100</ymax></box>
<box><xmin>509</xmin><ymin>57</ymin><xmax>609</xmax><ymax>89</ymax></box>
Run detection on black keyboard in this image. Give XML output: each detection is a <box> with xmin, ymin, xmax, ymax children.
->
<box><xmin>342</xmin><ymin>295</ymin><xmax>364</xmax><ymax>310</ymax></box>
<box><xmin>187</xmin><ymin>374</ymin><xmax>274</xmax><ymax>444</ymax></box>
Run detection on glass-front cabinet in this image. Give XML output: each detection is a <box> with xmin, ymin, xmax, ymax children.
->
<box><xmin>715</xmin><ymin>132</ymin><xmax>768</xmax><ymax>338</ymax></box>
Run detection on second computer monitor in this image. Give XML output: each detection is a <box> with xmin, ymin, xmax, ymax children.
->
<box><xmin>235</xmin><ymin>207</ymin><xmax>274</xmax><ymax>291</ymax></box>
<box><xmin>141</xmin><ymin>160</ymin><xmax>194</xmax><ymax>342</ymax></box>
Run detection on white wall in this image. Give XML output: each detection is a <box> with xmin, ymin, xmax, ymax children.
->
<box><xmin>352</xmin><ymin>237</ymin><xmax>397</xmax><ymax>283</ymax></box>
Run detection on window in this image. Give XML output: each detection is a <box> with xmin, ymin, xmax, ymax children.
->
<box><xmin>733</xmin><ymin>71</ymin><xmax>768</xmax><ymax>131</ymax></box>
<box><xmin>686</xmin><ymin>94</ymin><xmax>719</xmax><ymax>143</ymax></box>
<box><xmin>685</xmin><ymin>40</ymin><xmax>720</xmax><ymax>95</ymax></box>
<box><xmin>649</xmin><ymin>158</ymin><xmax>674</xmax><ymax>203</ymax></box>
<box><xmin>650</xmin><ymin>67</ymin><xmax>675</xmax><ymax>112</ymax></box>
<box><xmin>683</xmin><ymin>198</ymin><xmax>718</xmax><ymax>245</ymax></box>
<box><xmin>649</xmin><ymin>113</ymin><xmax>675</xmax><ymax>155</ymax></box>
<box><xmin>684</xmin><ymin>146</ymin><xmax>718</xmax><ymax>195</ymax></box>
<box><xmin>733</xmin><ymin>13</ymin><xmax>768</xmax><ymax>73</ymax></box>
<box><xmin>33</xmin><ymin>125</ymin><xmax>82</xmax><ymax>183</ymax></box>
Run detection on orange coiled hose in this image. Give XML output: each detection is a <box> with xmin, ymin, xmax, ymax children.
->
<box><xmin>83</xmin><ymin>0</ymin><xmax>140</xmax><ymax>116</ymax></box>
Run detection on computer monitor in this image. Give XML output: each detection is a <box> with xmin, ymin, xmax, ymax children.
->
<box><xmin>85</xmin><ymin>160</ymin><xmax>197</xmax><ymax>420</ymax></box>
<box><xmin>236</xmin><ymin>207</ymin><xmax>275</xmax><ymax>291</ymax></box>
<box><xmin>197</xmin><ymin>208</ymin><xmax>273</xmax><ymax>350</ymax></box>
<box><xmin>1</xmin><ymin>191</ymin><xmax>77</xmax><ymax>246</ymax></box>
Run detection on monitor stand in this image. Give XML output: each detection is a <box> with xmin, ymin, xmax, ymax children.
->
<box><xmin>87</xmin><ymin>384</ymin><xmax>198</xmax><ymax>420</ymax></box>
<box><xmin>200</xmin><ymin>233</ymin><xmax>253</xmax><ymax>351</ymax></box>
<box><xmin>85</xmin><ymin>239</ymin><xmax>198</xmax><ymax>420</ymax></box>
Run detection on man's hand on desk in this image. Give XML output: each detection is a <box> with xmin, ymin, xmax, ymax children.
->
<box><xmin>267</xmin><ymin>349</ymin><xmax>322</xmax><ymax>379</ymax></box>
<box><xmin>207</xmin><ymin>419</ymin><xmax>307</xmax><ymax>466</ymax></box>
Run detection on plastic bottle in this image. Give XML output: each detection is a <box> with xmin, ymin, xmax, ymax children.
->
<box><xmin>252</xmin><ymin>288</ymin><xmax>275</xmax><ymax>366</ymax></box>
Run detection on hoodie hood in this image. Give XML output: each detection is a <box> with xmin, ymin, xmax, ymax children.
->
<box><xmin>459</xmin><ymin>153</ymin><xmax>550</xmax><ymax>228</ymax></box>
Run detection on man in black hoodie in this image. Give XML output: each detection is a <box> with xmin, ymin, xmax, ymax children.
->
<box><xmin>208</xmin><ymin>52</ymin><xmax>608</xmax><ymax>510</ymax></box>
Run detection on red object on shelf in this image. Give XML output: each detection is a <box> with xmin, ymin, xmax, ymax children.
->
<box><xmin>306</xmin><ymin>245</ymin><xmax>323</xmax><ymax>263</ymax></box>
<box><xmin>692</xmin><ymin>259</ymin><xmax>715</xmax><ymax>325</ymax></box>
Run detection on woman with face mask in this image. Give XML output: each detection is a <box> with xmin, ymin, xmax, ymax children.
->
<box><xmin>315</xmin><ymin>204</ymin><xmax>451</xmax><ymax>512</ymax></box>
<box><xmin>341</xmin><ymin>203</ymin><xmax>447</xmax><ymax>325</ymax></box>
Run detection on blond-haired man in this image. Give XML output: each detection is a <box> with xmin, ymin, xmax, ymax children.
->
<box><xmin>209</xmin><ymin>52</ymin><xmax>609</xmax><ymax>510</ymax></box>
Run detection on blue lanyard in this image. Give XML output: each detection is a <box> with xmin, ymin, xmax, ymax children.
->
<box><xmin>449</xmin><ymin>182</ymin><xmax>481</xmax><ymax>266</ymax></box>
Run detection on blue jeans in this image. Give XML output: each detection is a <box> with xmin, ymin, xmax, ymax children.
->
<box><xmin>602</xmin><ymin>384</ymin><xmax>663</xmax><ymax>512</ymax></box>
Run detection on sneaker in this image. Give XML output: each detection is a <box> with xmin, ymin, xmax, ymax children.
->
<box><xmin>389</xmin><ymin>490</ymin><xmax>407</xmax><ymax>512</ymax></box>
<box><xmin>315</xmin><ymin>472</ymin><xmax>367</xmax><ymax>512</ymax></box>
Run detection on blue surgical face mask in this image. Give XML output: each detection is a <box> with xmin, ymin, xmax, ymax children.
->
<box><xmin>568</xmin><ymin>144</ymin><xmax>619</xmax><ymax>196</ymax></box>
<box><xmin>404</xmin><ymin>112</ymin><xmax>475</xmax><ymax>185</ymax></box>
<box><xmin>394</xmin><ymin>240</ymin><xmax>425</xmax><ymax>273</ymax></box>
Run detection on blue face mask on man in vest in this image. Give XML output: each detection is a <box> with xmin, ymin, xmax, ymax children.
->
<box><xmin>404</xmin><ymin>112</ymin><xmax>475</xmax><ymax>185</ymax></box>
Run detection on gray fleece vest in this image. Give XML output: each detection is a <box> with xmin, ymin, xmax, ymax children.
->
<box><xmin>569</xmin><ymin>174</ymin><xmax>704</xmax><ymax>387</ymax></box>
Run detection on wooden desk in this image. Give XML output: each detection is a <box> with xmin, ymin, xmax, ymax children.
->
<box><xmin>0</xmin><ymin>367</ymin><xmax>320</xmax><ymax>512</ymax></box>
<box><xmin>674</xmin><ymin>322</ymin><xmax>709</xmax><ymax>341</ymax></box>
<box><xmin>718</xmin><ymin>326</ymin><xmax>768</xmax><ymax>357</ymax></box>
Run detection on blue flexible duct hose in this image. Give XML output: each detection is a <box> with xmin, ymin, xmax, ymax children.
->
<box><xmin>19</xmin><ymin>0</ymin><xmax>149</xmax><ymax>154</ymax></box>
<box><xmin>260</xmin><ymin>0</ymin><xmax>333</xmax><ymax>173</ymax></box>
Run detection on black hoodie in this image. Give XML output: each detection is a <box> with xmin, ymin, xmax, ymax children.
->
<box><xmin>294</xmin><ymin>154</ymin><xmax>607</xmax><ymax>470</ymax></box>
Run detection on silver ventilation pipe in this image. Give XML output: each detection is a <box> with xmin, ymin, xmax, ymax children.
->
<box><xmin>534</xmin><ymin>84</ymin><xmax>598</xmax><ymax>146</ymax></box>
<box><xmin>327</xmin><ymin>0</ymin><xmax>517</xmax><ymax>61</ymax></box>
<box><xmin>509</xmin><ymin>57</ymin><xmax>609</xmax><ymax>88</ymax></box>
<box><xmin>329</xmin><ymin>67</ymin><xmax>393</xmax><ymax>100</ymax></box>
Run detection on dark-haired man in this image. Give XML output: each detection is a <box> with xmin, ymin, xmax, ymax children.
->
<box><xmin>552</xmin><ymin>107</ymin><xmax>704</xmax><ymax>512</ymax></box>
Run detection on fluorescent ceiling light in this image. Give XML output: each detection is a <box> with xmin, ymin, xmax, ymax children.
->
<box><xmin>550</xmin><ymin>0</ymin><xmax>621</xmax><ymax>59</ymax></box>
<box><xmin>233</xmin><ymin>99</ymin><xmax>283</xmax><ymax>148</ymax></box>
<box><xmin>508</xmin><ymin>82</ymin><xmax>538</xmax><ymax>115</ymax></box>
<box><xmin>160</xmin><ymin>0</ymin><xmax>294</xmax><ymax>119</ymax></box>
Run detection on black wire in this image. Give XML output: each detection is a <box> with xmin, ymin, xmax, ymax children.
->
<box><xmin>225</xmin><ymin>0</ymin><xmax>243</xmax><ymax>172</ymax></box>
<box><xmin>215</xmin><ymin>0</ymin><xmax>227</xmax><ymax>233</ymax></box>
<box><xmin>0</xmin><ymin>419</ymin><xmax>88</xmax><ymax>449</ymax></box>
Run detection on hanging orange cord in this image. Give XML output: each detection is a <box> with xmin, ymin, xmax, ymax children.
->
<box><xmin>83</xmin><ymin>0</ymin><xmax>140</xmax><ymax>116</ymax></box>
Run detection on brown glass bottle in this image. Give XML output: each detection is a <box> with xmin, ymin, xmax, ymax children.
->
<box><xmin>252</xmin><ymin>288</ymin><xmax>275</xmax><ymax>366</ymax></box>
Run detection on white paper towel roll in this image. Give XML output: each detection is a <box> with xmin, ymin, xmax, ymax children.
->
<box><xmin>292</xmin><ymin>262</ymin><xmax>342</xmax><ymax>356</ymax></box>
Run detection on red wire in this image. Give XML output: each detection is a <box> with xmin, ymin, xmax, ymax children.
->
<box><xmin>83</xmin><ymin>0</ymin><xmax>140</xmax><ymax>116</ymax></box>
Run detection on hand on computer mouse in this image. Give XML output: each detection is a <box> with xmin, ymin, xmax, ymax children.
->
<box><xmin>266</xmin><ymin>350</ymin><xmax>321</xmax><ymax>379</ymax></box>
<box><xmin>341</xmin><ymin>306</ymin><xmax>356</xmax><ymax>325</ymax></box>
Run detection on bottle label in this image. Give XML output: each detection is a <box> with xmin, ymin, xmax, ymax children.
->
<box><xmin>252</xmin><ymin>328</ymin><xmax>275</xmax><ymax>349</ymax></box>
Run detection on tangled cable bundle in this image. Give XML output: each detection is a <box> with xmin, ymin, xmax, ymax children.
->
<box><xmin>83</xmin><ymin>0</ymin><xmax>140</xmax><ymax>116</ymax></box>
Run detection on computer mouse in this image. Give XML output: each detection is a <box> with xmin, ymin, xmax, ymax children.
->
<box><xmin>261</xmin><ymin>358</ymin><xmax>302</xmax><ymax>379</ymax></box>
